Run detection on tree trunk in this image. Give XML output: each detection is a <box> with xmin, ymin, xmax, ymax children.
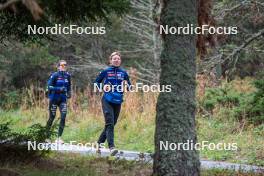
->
<box><xmin>153</xmin><ymin>0</ymin><xmax>200</xmax><ymax>175</ymax></box>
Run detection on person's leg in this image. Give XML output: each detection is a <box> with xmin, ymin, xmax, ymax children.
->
<box><xmin>97</xmin><ymin>98</ymin><xmax>108</xmax><ymax>144</ymax></box>
<box><xmin>58</xmin><ymin>100</ymin><xmax>67</xmax><ymax>137</ymax></box>
<box><xmin>46</xmin><ymin>100</ymin><xmax>57</xmax><ymax>138</ymax></box>
<box><xmin>110</xmin><ymin>103</ymin><xmax>121</xmax><ymax>156</ymax></box>
<box><xmin>98</xmin><ymin>98</ymin><xmax>115</xmax><ymax>148</ymax></box>
<box><xmin>113</xmin><ymin>104</ymin><xmax>121</xmax><ymax>125</ymax></box>
<box><xmin>98</xmin><ymin>98</ymin><xmax>113</xmax><ymax>145</ymax></box>
<box><xmin>97</xmin><ymin>126</ymin><xmax>107</xmax><ymax>144</ymax></box>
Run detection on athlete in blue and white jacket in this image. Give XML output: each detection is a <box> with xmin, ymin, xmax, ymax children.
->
<box><xmin>94</xmin><ymin>64</ymin><xmax>131</xmax><ymax>104</ymax></box>
<box><xmin>94</xmin><ymin>51</ymin><xmax>131</xmax><ymax>155</ymax></box>
<box><xmin>46</xmin><ymin>60</ymin><xmax>71</xmax><ymax>143</ymax></box>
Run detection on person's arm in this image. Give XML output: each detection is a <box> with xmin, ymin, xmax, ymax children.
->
<box><xmin>48</xmin><ymin>73</ymin><xmax>64</xmax><ymax>91</ymax></box>
<box><xmin>48</xmin><ymin>73</ymin><xmax>57</xmax><ymax>91</ymax></box>
<box><xmin>124</xmin><ymin>71</ymin><xmax>132</xmax><ymax>91</ymax></box>
<box><xmin>67</xmin><ymin>74</ymin><xmax>71</xmax><ymax>98</ymax></box>
<box><xmin>94</xmin><ymin>70</ymin><xmax>106</xmax><ymax>87</ymax></box>
<box><xmin>91</xmin><ymin>70</ymin><xmax>106</xmax><ymax>94</ymax></box>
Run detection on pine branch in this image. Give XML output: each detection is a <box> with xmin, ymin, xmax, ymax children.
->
<box><xmin>223</xmin><ymin>28</ymin><xmax>264</xmax><ymax>63</ymax></box>
<box><xmin>0</xmin><ymin>0</ymin><xmax>20</xmax><ymax>10</ymax></box>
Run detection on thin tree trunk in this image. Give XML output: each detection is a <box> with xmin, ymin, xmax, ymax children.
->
<box><xmin>153</xmin><ymin>0</ymin><xmax>200</xmax><ymax>175</ymax></box>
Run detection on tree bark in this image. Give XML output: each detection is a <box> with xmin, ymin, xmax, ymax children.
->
<box><xmin>153</xmin><ymin>0</ymin><xmax>200</xmax><ymax>175</ymax></box>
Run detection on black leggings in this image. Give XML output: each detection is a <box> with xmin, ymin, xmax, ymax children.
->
<box><xmin>98</xmin><ymin>98</ymin><xmax>121</xmax><ymax>148</ymax></box>
<box><xmin>46</xmin><ymin>99</ymin><xmax>67</xmax><ymax>137</ymax></box>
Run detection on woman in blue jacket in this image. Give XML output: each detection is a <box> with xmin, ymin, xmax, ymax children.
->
<box><xmin>46</xmin><ymin>60</ymin><xmax>71</xmax><ymax>144</ymax></box>
<box><xmin>94</xmin><ymin>51</ymin><xmax>131</xmax><ymax>155</ymax></box>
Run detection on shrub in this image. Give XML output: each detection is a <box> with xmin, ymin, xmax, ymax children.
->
<box><xmin>0</xmin><ymin>90</ymin><xmax>22</xmax><ymax>109</ymax></box>
<box><xmin>200</xmin><ymin>79</ymin><xmax>264</xmax><ymax>126</ymax></box>
<box><xmin>202</xmin><ymin>83</ymin><xmax>242</xmax><ymax>111</ymax></box>
<box><xmin>0</xmin><ymin>122</ymin><xmax>54</xmax><ymax>163</ymax></box>
<box><xmin>247</xmin><ymin>80</ymin><xmax>264</xmax><ymax>125</ymax></box>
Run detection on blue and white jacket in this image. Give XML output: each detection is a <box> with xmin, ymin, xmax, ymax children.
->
<box><xmin>47</xmin><ymin>71</ymin><xmax>71</xmax><ymax>102</ymax></box>
<box><xmin>94</xmin><ymin>66</ymin><xmax>131</xmax><ymax>104</ymax></box>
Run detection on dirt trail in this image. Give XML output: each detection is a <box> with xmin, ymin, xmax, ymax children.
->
<box><xmin>45</xmin><ymin>143</ymin><xmax>264</xmax><ymax>173</ymax></box>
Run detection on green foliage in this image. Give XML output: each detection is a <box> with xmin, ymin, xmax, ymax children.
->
<box><xmin>0</xmin><ymin>90</ymin><xmax>21</xmax><ymax>109</ymax></box>
<box><xmin>202</xmin><ymin>84</ymin><xmax>241</xmax><ymax>111</ymax></box>
<box><xmin>0</xmin><ymin>121</ymin><xmax>52</xmax><ymax>163</ymax></box>
<box><xmin>201</xmin><ymin>168</ymin><xmax>262</xmax><ymax>176</ymax></box>
<box><xmin>209</xmin><ymin>0</ymin><xmax>264</xmax><ymax>79</ymax></box>
<box><xmin>0</xmin><ymin>11</ymin><xmax>51</xmax><ymax>42</ymax></box>
<box><xmin>0</xmin><ymin>44</ymin><xmax>58</xmax><ymax>109</ymax></box>
<box><xmin>201</xmin><ymin>79</ymin><xmax>264</xmax><ymax>126</ymax></box>
<box><xmin>1</xmin><ymin>99</ymin><xmax>263</xmax><ymax>166</ymax></box>
<box><xmin>41</xmin><ymin>0</ymin><xmax>130</xmax><ymax>22</ymax></box>
<box><xmin>0</xmin><ymin>0</ymin><xmax>130</xmax><ymax>41</ymax></box>
<box><xmin>231</xmin><ymin>80</ymin><xmax>264</xmax><ymax>125</ymax></box>
<box><xmin>247</xmin><ymin>80</ymin><xmax>264</xmax><ymax>125</ymax></box>
<box><xmin>0</xmin><ymin>43</ymin><xmax>57</xmax><ymax>87</ymax></box>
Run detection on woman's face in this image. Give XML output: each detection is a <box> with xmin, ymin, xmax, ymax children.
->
<box><xmin>110</xmin><ymin>55</ymin><xmax>121</xmax><ymax>67</ymax></box>
<box><xmin>58</xmin><ymin>61</ymin><xmax>67</xmax><ymax>71</ymax></box>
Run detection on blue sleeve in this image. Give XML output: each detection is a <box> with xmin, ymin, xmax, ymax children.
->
<box><xmin>94</xmin><ymin>70</ymin><xmax>106</xmax><ymax>86</ymax></box>
<box><xmin>48</xmin><ymin>73</ymin><xmax>60</xmax><ymax>91</ymax></box>
<box><xmin>67</xmin><ymin>74</ymin><xmax>71</xmax><ymax>93</ymax></box>
<box><xmin>124</xmin><ymin>71</ymin><xmax>132</xmax><ymax>91</ymax></box>
<box><xmin>48</xmin><ymin>73</ymin><xmax>56</xmax><ymax>90</ymax></box>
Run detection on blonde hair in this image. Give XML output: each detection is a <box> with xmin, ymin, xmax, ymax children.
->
<box><xmin>108</xmin><ymin>51</ymin><xmax>121</xmax><ymax>64</ymax></box>
<box><xmin>57</xmin><ymin>60</ymin><xmax>67</xmax><ymax>68</ymax></box>
<box><xmin>57</xmin><ymin>60</ymin><xmax>66</xmax><ymax>65</ymax></box>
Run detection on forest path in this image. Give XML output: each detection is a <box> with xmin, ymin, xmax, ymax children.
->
<box><xmin>46</xmin><ymin>143</ymin><xmax>264</xmax><ymax>173</ymax></box>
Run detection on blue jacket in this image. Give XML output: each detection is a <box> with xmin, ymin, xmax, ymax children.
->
<box><xmin>94</xmin><ymin>66</ymin><xmax>131</xmax><ymax>104</ymax></box>
<box><xmin>47</xmin><ymin>71</ymin><xmax>71</xmax><ymax>102</ymax></box>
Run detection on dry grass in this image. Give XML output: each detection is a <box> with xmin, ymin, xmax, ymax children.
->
<box><xmin>1</xmin><ymin>77</ymin><xmax>263</xmax><ymax>166</ymax></box>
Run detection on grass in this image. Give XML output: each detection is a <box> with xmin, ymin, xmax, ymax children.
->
<box><xmin>197</xmin><ymin>117</ymin><xmax>264</xmax><ymax>166</ymax></box>
<box><xmin>0</xmin><ymin>152</ymin><xmax>263</xmax><ymax>176</ymax></box>
<box><xmin>0</xmin><ymin>78</ymin><xmax>263</xmax><ymax>167</ymax></box>
<box><xmin>0</xmin><ymin>105</ymin><xmax>263</xmax><ymax>166</ymax></box>
<box><xmin>0</xmin><ymin>152</ymin><xmax>151</xmax><ymax>176</ymax></box>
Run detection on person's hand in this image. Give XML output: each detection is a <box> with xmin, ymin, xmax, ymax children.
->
<box><xmin>103</xmin><ymin>84</ymin><xmax>111</xmax><ymax>92</ymax></box>
<box><xmin>121</xmin><ymin>80</ymin><xmax>128</xmax><ymax>92</ymax></box>
<box><xmin>59</xmin><ymin>87</ymin><xmax>66</xmax><ymax>92</ymax></box>
<box><xmin>67</xmin><ymin>92</ymin><xmax>71</xmax><ymax>99</ymax></box>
